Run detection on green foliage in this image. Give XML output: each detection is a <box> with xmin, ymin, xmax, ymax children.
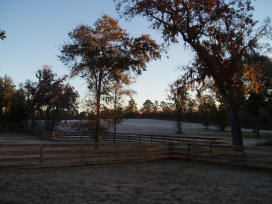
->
<box><xmin>5</xmin><ymin>89</ymin><xmax>27</xmax><ymax>122</ymax></box>
<box><xmin>214</xmin><ymin>103</ymin><xmax>229</xmax><ymax>131</ymax></box>
<box><xmin>125</xmin><ymin>98</ymin><xmax>138</xmax><ymax>118</ymax></box>
<box><xmin>0</xmin><ymin>75</ymin><xmax>16</xmax><ymax>121</ymax></box>
<box><xmin>24</xmin><ymin>65</ymin><xmax>79</xmax><ymax>129</ymax></box>
<box><xmin>140</xmin><ymin>99</ymin><xmax>154</xmax><ymax>113</ymax></box>
<box><xmin>0</xmin><ymin>29</ymin><xmax>6</xmax><ymax>41</ymax></box>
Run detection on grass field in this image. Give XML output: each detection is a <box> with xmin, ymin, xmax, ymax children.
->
<box><xmin>1</xmin><ymin>160</ymin><xmax>272</xmax><ymax>204</ymax></box>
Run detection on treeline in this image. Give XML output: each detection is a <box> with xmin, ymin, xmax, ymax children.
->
<box><xmin>0</xmin><ymin>65</ymin><xmax>79</xmax><ymax>130</ymax></box>
<box><xmin>123</xmin><ymin>96</ymin><xmax>272</xmax><ymax>133</ymax></box>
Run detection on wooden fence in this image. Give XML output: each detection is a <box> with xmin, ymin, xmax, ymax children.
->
<box><xmin>52</xmin><ymin>132</ymin><xmax>227</xmax><ymax>143</ymax></box>
<box><xmin>0</xmin><ymin>142</ymin><xmax>169</xmax><ymax>169</ymax></box>
<box><xmin>0</xmin><ymin>123</ymin><xmax>27</xmax><ymax>133</ymax></box>
<box><xmin>33</xmin><ymin>127</ymin><xmax>53</xmax><ymax>140</ymax></box>
<box><xmin>0</xmin><ymin>140</ymin><xmax>271</xmax><ymax>169</ymax></box>
<box><xmin>170</xmin><ymin>141</ymin><xmax>272</xmax><ymax>169</ymax></box>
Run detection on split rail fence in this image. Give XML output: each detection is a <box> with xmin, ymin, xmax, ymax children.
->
<box><xmin>0</xmin><ymin>140</ymin><xmax>271</xmax><ymax>169</ymax></box>
<box><xmin>0</xmin><ymin>142</ymin><xmax>169</xmax><ymax>169</ymax></box>
<box><xmin>51</xmin><ymin>132</ymin><xmax>225</xmax><ymax>143</ymax></box>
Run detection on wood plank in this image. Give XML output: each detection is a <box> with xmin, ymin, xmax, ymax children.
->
<box><xmin>0</xmin><ymin>157</ymin><xmax>41</xmax><ymax>162</ymax></box>
<box><xmin>0</xmin><ymin>150</ymin><xmax>41</xmax><ymax>155</ymax></box>
<box><xmin>244</xmin><ymin>146</ymin><xmax>272</xmax><ymax>151</ymax></box>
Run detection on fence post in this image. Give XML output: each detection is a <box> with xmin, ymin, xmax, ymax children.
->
<box><xmin>187</xmin><ymin>144</ymin><xmax>191</xmax><ymax>160</ymax></box>
<box><xmin>52</xmin><ymin>131</ymin><xmax>55</xmax><ymax>141</ymax></box>
<box><xmin>209</xmin><ymin>143</ymin><xmax>213</xmax><ymax>164</ymax></box>
<box><xmin>241</xmin><ymin>146</ymin><xmax>245</xmax><ymax>168</ymax></box>
<box><xmin>115</xmin><ymin>145</ymin><xmax>119</xmax><ymax>160</ymax></box>
<box><xmin>80</xmin><ymin>144</ymin><xmax>83</xmax><ymax>163</ymax></box>
<box><xmin>40</xmin><ymin>145</ymin><xmax>43</xmax><ymax>164</ymax></box>
<box><xmin>168</xmin><ymin>142</ymin><xmax>173</xmax><ymax>158</ymax></box>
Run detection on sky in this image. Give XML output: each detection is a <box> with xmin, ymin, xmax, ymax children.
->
<box><xmin>1</xmin><ymin>0</ymin><xmax>271</xmax><ymax>109</ymax></box>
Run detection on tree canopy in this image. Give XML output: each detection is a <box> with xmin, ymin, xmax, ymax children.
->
<box><xmin>24</xmin><ymin>65</ymin><xmax>79</xmax><ymax>129</ymax></box>
<box><xmin>0</xmin><ymin>75</ymin><xmax>15</xmax><ymax>121</ymax></box>
<box><xmin>115</xmin><ymin>0</ymin><xmax>272</xmax><ymax>147</ymax></box>
<box><xmin>59</xmin><ymin>14</ymin><xmax>160</xmax><ymax>142</ymax></box>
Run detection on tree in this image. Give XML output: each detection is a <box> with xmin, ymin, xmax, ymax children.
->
<box><xmin>116</xmin><ymin>0</ymin><xmax>272</xmax><ymax>147</ymax></box>
<box><xmin>5</xmin><ymin>88</ymin><xmax>27</xmax><ymax>123</ymax></box>
<box><xmin>141</xmin><ymin>99</ymin><xmax>154</xmax><ymax>115</ymax></box>
<box><xmin>24</xmin><ymin>65</ymin><xmax>79</xmax><ymax>130</ymax></box>
<box><xmin>198</xmin><ymin>95</ymin><xmax>217</xmax><ymax>129</ymax></box>
<box><xmin>59</xmin><ymin>14</ymin><xmax>160</xmax><ymax>143</ymax></box>
<box><xmin>153</xmin><ymin>100</ymin><xmax>159</xmax><ymax>112</ymax></box>
<box><xmin>215</xmin><ymin>103</ymin><xmax>229</xmax><ymax>131</ymax></box>
<box><xmin>57</xmin><ymin>83</ymin><xmax>79</xmax><ymax>124</ymax></box>
<box><xmin>125</xmin><ymin>98</ymin><xmax>138</xmax><ymax>118</ymax></box>
<box><xmin>160</xmin><ymin>101</ymin><xmax>172</xmax><ymax>112</ymax></box>
<box><xmin>110</xmin><ymin>71</ymin><xmax>135</xmax><ymax>141</ymax></box>
<box><xmin>0</xmin><ymin>75</ymin><xmax>15</xmax><ymax>121</ymax></box>
<box><xmin>244</xmin><ymin>93</ymin><xmax>266</xmax><ymax>137</ymax></box>
<box><xmin>168</xmin><ymin>79</ymin><xmax>188</xmax><ymax>134</ymax></box>
<box><xmin>0</xmin><ymin>29</ymin><xmax>6</xmax><ymax>41</ymax></box>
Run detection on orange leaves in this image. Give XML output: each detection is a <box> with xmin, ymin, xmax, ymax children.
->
<box><xmin>243</xmin><ymin>64</ymin><xmax>263</xmax><ymax>94</ymax></box>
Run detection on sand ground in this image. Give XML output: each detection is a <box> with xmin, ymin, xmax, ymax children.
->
<box><xmin>1</xmin><ymin>119</ymin><xmax>271</xmax><ymax>203</ymax></box>
<box><xmin>1</xmin><ymin>160</ymin><xmax>272</xmax><ymax>204</ymax></box>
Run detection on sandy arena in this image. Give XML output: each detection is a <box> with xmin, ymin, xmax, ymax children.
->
<box><xmin>0</xmin><ymin>119</ymin><xmax>272</xmax><ymax>203</ymax></box>
<box><xmin>1</xmin><ymin>160</ymin><xmax>272</xmax><ymax>204</ymax></box>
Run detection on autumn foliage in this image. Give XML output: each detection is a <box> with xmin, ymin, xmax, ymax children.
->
<box><xmin>115</xmin><ymin>0</ymin><xmax>272</xmax><ymax>146</ymax></box>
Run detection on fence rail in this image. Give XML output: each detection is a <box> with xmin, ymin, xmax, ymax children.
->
<box><xmin>0</xmin><ymin>140</ymin><xmax>271</xmax><ymax>169</ymax></box>
<box><xmin>0</xmin><ymin>123</ymin><xmax>27</xmax><ymax>133</ymax></box>
<box><xmin>0</xmin><ymin>142</ymin><xmax>169</xmax><ymax>169</ymax></box>
<box><xmin>51</xmin><ymin>132</ymin><xmax>227</xmax><ymax>143</ymax></box>
<box><xmin>170</xmin><ymin>141</ymin><xmax>272</xmax><ymax>169</ymax></box>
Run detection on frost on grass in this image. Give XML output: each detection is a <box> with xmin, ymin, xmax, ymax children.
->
<box><xmin>1</xmin><ymin>160</ymin><xmax>272</xmax><ymax>203</ymax></box>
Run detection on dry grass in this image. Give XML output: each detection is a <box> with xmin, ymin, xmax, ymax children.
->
<box><xmin>1</xmin><ymin>160</ymin><xmax>272</xmax><ymax>204</ymax></box>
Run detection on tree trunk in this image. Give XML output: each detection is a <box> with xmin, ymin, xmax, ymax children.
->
<box><xmin>94</xmin><ymin>78</ymin><xmax>102</xmax><ymax>144</ymax></box>
<box><xmin>220</xmin><ymin>92</ymin><xmax>243</xmax><ymax>148</ymax></box>
<box><xmin>113</xmin><ymin>117</ymin><xmax>117</xmax><ymax>143</ymax></box>
<box><xmin>113</xmin><ymin>87</ymin><xmax>117</xmax><ymax>143</ymax></box>
<box><xmin>95</xmin><ymin>99</ymin><xmax>100</xmax><ymax>144</ymax></box>
<box><xmin>176</xmin><ymin>108</ymin><xmax>183</xmax><ymax>134</ymax></box>
<box><xmin>254</xmin><ymin>115</ymin><xmax>260</xmax><ymax>137</ymax></box>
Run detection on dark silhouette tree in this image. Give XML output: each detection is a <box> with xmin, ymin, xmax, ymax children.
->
<box><xmin>244</xmin><ymin>93</ymin><xmax>266</xmax><ymax>136</ymax></box>
<box><xmin>198</xmin><ymin>95</ymin><xmax>217</xmax><ymax>129</ymax></box>
<box><xmin>168</xmin><ymin>79</ymin><xmax>188</xmax><ymax>134</ymax></box>
<box><xmin>141</xmin><ymin>99</ymin><xmax>154</xmax><ymax>115</ymax></box>
<box><xmin>24</xmin><ymin>65</ymin><xmax>79</xmax><ymax>130</ymax></box>
<box><xmin>0</xmin><ymin>75</ymin><xmax>15</xmax><ymax>122</ymax></box>
<box><xmin>126</xmin><ymin>98</ymin><xmax>138</xmax><ymax>118</ymax></box>
<box><xmin>0</xmin><ymin>29</ymin><xmax>6</xmax><ymax>41</ymax></box>
<box><xmin>215</xmin><ymin>103</ymin><xmax>229</xmax><ymax>131</ymax></box>
<box><xmin>5</xmin><ymin>88</ymin><xmax>26</xmax><ymax>123</ymax></box>
<box><xmin>59</xmin><ymin>14</ymin><xmax>160</xmax><ymax>143</ymax></box>
<box><xmin>116</xmin><ymin>0</ymin><xmax>272</xmax><ymax>147</ymax></box>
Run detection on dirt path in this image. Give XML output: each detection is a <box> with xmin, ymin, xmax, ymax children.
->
<box><xmin>1</xmin><ymin>160</ymin><xmax>271</xmax><ymax>204</ymax></box>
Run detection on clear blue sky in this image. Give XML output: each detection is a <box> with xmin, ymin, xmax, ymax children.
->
<box><xmin>1</xmin><ymin>0</ymin><xmax>271</xmax><ymax>109</ymax></box>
